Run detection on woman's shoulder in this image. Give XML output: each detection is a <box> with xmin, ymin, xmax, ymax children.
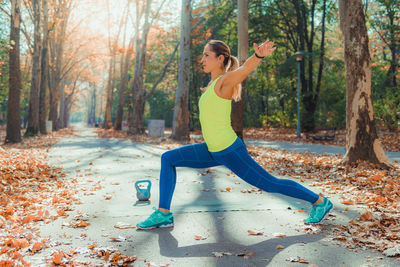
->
<box><xmin>214</xmin><ymin>74</ymin><xmax>233</xmax><ymax>100</ymax></box>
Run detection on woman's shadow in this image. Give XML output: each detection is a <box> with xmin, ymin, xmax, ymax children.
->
<box><xmin>143</xmin><ymin>167</ymin><xmax>326</xmax><ymax>266</ymax></box>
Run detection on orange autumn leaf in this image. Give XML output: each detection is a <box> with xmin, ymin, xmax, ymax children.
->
<box><xmin>51</xmin><ymin>251</ymin><xmax>64</xmax><ymax>265</ymax></box>
<box><xmin>220</xmin><ymin>187</ymin><xmax>231</xmax><ymax>192</ymax></box>
<box><xmin>194</xmin><ymin>235</ymin><xmax>206</xmax><ymax>240</ymax></box>
<box><xmin>276</xmin><ymin>245</ymin><xmax>284</xmax><ymax>249</ymax></box>
<box><xmin>359</xmin><ymin>211</ymin><xmax>375</xmax><ymax>221</ymax></box>
<box><xmin>57</xmin><ymin>209</ymin><xmax>65</xmax><ymax>216</ymax></box>
<box><xmin>371</xmin><ymin>171</ymin><xmax>386</xmax><ymax>181</ymax></box>
<box><xmin>32</xmin><ymin>242</ymin><xmax>44</xmax><ymax>253</ymax></box>
<box><xmin>5</xmin><ymin>238</ymin><xmax>30</xmax><ymax>249</ymax></box>
<box><xmin>341</xmin><ymin>200</ymin><xmax>355</xmax><ymax>205</ymax></box>
<box><xmin>77</xmin><ymin>221</ymin><xmax>89</xmax><ymax>227</ymax></box>
<box><xmin>5</xmin><ymin>206</ymin><xmax>14</xmax><ymax>215</ymax></box>
<box><xmin>248</xmin><ymin>230</ymin><xmax>263</xmax><ymax>236</ymax></box>
<box><xmin>22</xmin><ymin>215</ymin><xmax>34</xmax><ymax>224</ymax></box>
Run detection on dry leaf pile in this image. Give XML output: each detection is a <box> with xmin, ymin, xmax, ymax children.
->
<box><xmin>0</xmin><ymin>129</ymin><xmax>82</xmax><ymax>265</ymax></box>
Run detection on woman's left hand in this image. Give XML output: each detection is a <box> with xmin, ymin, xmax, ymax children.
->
<box><xmin>253</xmin><ymin>40</ymin><xmax>276</xmax><ymax>58</ymax></box>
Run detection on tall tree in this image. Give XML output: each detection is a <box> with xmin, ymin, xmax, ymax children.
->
<box><xmin>128</xmin><ymin>0</ymin><xmax>166</xmax><ymax>134</ymax></box>
<box><xmin>231</xmin><ymin>0</ymin><xmax>248</xmax><ymax>141</ymax></box>
<box><xmin>88</xmin><ymin>82</ymin><xmax>97</xmax><ymax>126</ymax></box>
<box><xmin>103</xmin><ymin>0</ymin><xmax>126</xmax><ymax>129</ymax></box>
<box><xmin>114</xmin><ymin>3</ymin><xmax>133</xmax><ymax>131</ymax></box>
<box><xmin>171</xmin><ymin>0</ymin><xmax>191</xmax><ymax>141</ymax></box>
<box><xmin>128</xmin><ymin>0</ymin><xmax>152</xmax><ymax>134</ymax></box>
<box><xmin>25</xmin><ymin>0</ymin><xmax>42</xmax><ymax>137</ymax></box>
<box><xmin>338</xmin><ymin>0</ymin><xmax>392</xmax><ymax>168</ymax></box>
<box><xmin>5</xmin><ymin>0</ymin><xmax>22</xmax><ymax>144</ymax></box>
<box><xmin>48</xmin><ymin>0</ymin><xmax>71</xmax><ymax>131</ymax></box>
<box><xmin>39</xmin><ymin>0</ymin><xmax>49</xmax><ymax>134</ymax></box>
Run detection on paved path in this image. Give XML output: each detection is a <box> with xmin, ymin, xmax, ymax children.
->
<box><xmin>26</xmin><ymin>125</ymin><xmax>399</xmax><ymax>266</ymax></box>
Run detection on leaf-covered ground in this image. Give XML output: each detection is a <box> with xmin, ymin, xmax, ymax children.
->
<box><xmin>0</xmin><ymin>129</ymin><xmax>79</xmax><ymax>266</ymax></box>
<box><xmin>1</xmin><ymin>127</ymin><xmax>399</xmax><ymax>265</ymax></box>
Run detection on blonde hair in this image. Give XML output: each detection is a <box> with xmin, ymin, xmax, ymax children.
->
<box><xmin>206</xmin><ymin>40</ymin><xmax>242</xmax><ymax>102</ymax></box>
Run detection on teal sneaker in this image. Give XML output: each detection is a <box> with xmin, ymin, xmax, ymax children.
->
<box><xmin>304</xmin><ymin>197</ymin><xmax>334</xmax><ymax>225</ymax></box>
<box><xmin>136</xmin><ymin>207</ymin><xmax>174</xmax><ymax>230</ymax></box>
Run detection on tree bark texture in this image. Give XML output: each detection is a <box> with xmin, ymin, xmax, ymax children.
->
<box><xmin>128</xmin><ymin>0</ymin><xmax>152</xmax><ymax>135</ymax></box>
<box><xmin>338</xmin><ymin>0</ymin><xmax>391</xmax><ymax>168</ymax></box>
<box><xmin>5</xmin><ymin>0</ymin><xmax>22</xmax><ymax>143</ymax></box>
<box><xmin>88</xmin><ymin>83</ymin><xmax>97</xmax><ymax>126</ymax></box>
<box><xmin>39</xmin><ymin>0</ymin><xmax>49</xmax><ymax>134</ymax></box>
<box><xmin>25</xmin><ymin>0</ymin><xmax>42</xmax><ymax>137</ymax></box>
<box><xmin>103</xmin><ymin>55</ymin><xmax>115</xmax><ymax>129</ymax></box>
<box><xmin>231</xmin><ymin>0</ymin><xmax>248</xmax><ymax>141</ymax></box>
<box><xmin>114</xmin><ymin>40</ymin><xmax>133</xmax><ymax>130</ymax></box>
<box><xmin>48</xmin><ymin>1</ymin><xmax>69</xmax><ymax>131</ymax></box>
<box><xmin>171</xmin><ymin>0</ymin><xmax>191</xmax><ymax>141</ymax></box>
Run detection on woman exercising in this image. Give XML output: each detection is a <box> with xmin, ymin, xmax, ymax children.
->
<box><xmin>136</xmin><ymin>40</ymin><xmax>333</xmax><ymax>230</ymax></box>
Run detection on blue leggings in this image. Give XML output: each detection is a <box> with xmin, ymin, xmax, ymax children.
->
<box><xmin>159</xmin><ymin>137</ymin><xmax>319</xmax><ymax>210</ymax></box>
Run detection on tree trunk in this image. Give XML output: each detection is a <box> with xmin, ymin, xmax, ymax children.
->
<box><xmin>88</xmin><ymin>83</ymin><xmax>97</xmax><ymax>126</ymax></box>
<box><xmin>128</xmin><ymin>0</ymin><xmax>152</xmax><ymax>135</ymax></box>
<box><xmin>48</xmin><ymin>1</ymin><xmax>69</xmax><ymax>131</ymax></box>
<box><xmin>39</xmin><ymin>0</ymin><xmax>49</xmax><ymax>134</ymax></box>
<box><xmin>57</xmin><ymin>80</ymin><xmax>65</xmax><ymax>129</ymax></box>
<box><xmin>171</xmin><ymin>0</ymin><xmax>191</xmax><ymax>141</ymax></box>
<box><xmin>103</xmin><ymin>56</ymin><xmax>114</xmax><ymax>129</ymax></box>
<box><xmin>114</xmin><ymin>41</ymin><xmax>132</xmax><ymax>130</ymax></box>
<box><xmin>231</xmin><ymin>0</ymin><xmax>248</xmax><ymax>141</ymax></box>
<box><xmin>25</xmin><ymin>0</ymin><xmax>41</xmax><ymax>137</ymax></box>
<box><xmin>5</xmin><ymin>0</ymin><xmax>22</xmax><ymax>144</ymax></box>
<box><xmin>114</xmin><ymin>3</ymin><xmax>132</xmax><ymax>131</ymax></box>
<box><xmin>338</xmin><ymin>0</ymin><xmax>392</xmax><ymax>168</ymax></box>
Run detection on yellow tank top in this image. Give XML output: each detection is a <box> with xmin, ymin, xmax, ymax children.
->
<box><xmin>198</xmin><ymin>76</ymin><xmax>237</xmax><ymax>152</ymax></box>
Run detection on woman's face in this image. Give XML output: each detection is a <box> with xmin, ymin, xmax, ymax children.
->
<box><xmin>201</xmin><ymin>45</ymin><xmax>223</xmax><ymax>73</ymax></box>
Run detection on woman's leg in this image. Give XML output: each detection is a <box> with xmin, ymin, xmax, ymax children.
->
<box><xmin>159</xmin><ymin>142</ymin><xmax>220</xmax><ymax>210</ymax></box>
<box><xmin>211</xmin><ymin>138</ymin><xmax>319</xmax><ymax>204</ymax></box>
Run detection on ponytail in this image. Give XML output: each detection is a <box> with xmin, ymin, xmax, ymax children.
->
<box><xmin>206</xmin><ymin>40</ymin><xmax>242</xmax><ymax>102</ymax></box>
<box><xmin>228</xmin><ymin>56</ymin><xmax>242</xmax><ymax>102</ymax></box>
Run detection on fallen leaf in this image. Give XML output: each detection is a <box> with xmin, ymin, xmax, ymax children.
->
<box><xmin>276</xmin><ymin>245</ymin><xmax>284</xmax><ymax>249</ymax></box>
<box><xmin>31</xmin><ymin>242</ymin><xmax>44</xmax><ymax>253</ymax></box>
<box><xmin>194</xmin><ymin>235</ymin><xmax>206</xmax><ymax>240</ymax></box>
<box><xmin>273</xmin><ymin>233</ymin><xmax>286</xmax><ymax>238</ymax></box>
<box><xmin>114</xmin><ymin>222</ymin><xmax>136</xmax><ymax>229</ymax></box>
<box><xmin>51</xmin><ymin>251</ymin><xmax>64</xmax><ymax>265</ymax></box>
<box><xmin>359</xmin><ymin>211</ymin><xmax>375</xmax><ymax>221</ymax></box>
<box><xmin>341</xmin><ymin>200</ymin><xmax>355</xmax><ymax>205</ymax></box>
<box><xmin>286</xmin><ymin>256</ymin><xmax>309</xmax><ymax>264</ymax></box>
<box><xmin>248</xmin><ymin>230</ymin><xmax>263</xmax><ymax>236</ymax></box>
<box><xmin>110</xmin><ymin>236</ymin><xmax>126</xmax><ymax>242</ymax></box>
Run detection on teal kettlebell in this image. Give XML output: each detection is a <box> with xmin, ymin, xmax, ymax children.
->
<box><xmin>135</xmin><ymin>180</ymin><xmax>151</xmax><ymax>201</ymax></box>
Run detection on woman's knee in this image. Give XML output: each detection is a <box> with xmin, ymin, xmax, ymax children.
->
<box><xmin>161</xmin><ymin>150</ymin><xmax>179</xmax><ymax>165</ymax></box>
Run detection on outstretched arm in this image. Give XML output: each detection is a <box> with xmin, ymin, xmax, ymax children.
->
<box><xmin>221</xmin><ymin>40</ymin><xmax>276</xmax><ymax>89</ymax></box>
